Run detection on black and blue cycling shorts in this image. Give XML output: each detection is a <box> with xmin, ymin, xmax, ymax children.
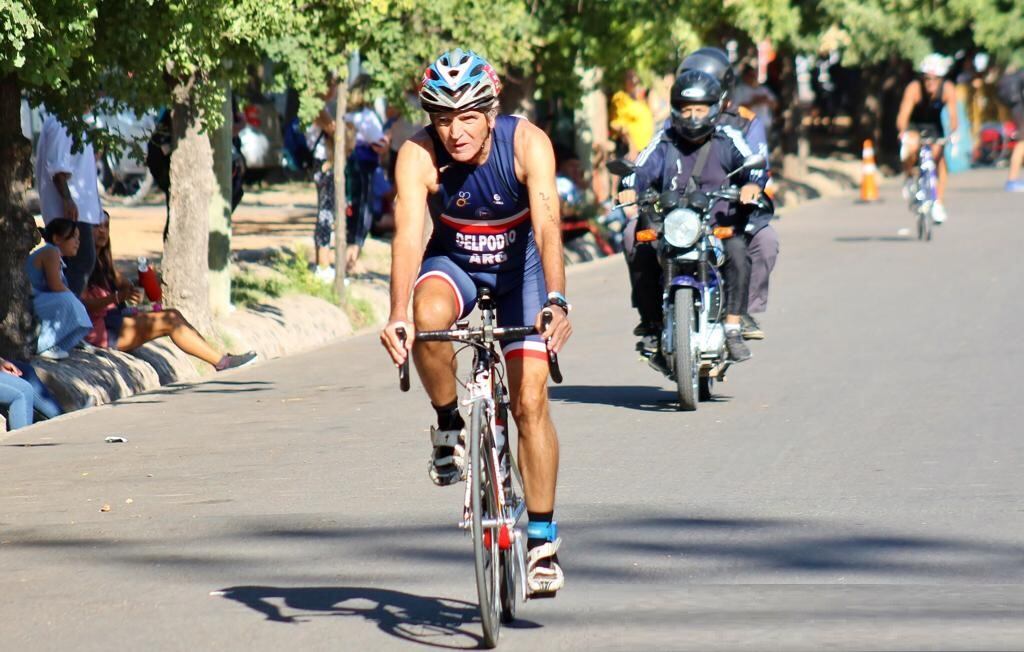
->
<box><xmin>415</xmin><ymin>254</ymin><xmax>548</xmax><ymax>361</ymax></box>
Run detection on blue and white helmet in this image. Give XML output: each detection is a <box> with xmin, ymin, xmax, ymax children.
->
<box><xmin>419</xmin><ymin>49</ymin><xmax>502</xmax><ymax>114</ymax></box>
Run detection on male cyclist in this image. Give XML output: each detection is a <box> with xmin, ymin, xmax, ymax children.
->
<box><xmin>620</xmin><ymin>69</ymin><xmax>767</xmax><ymax>363</ymax></box>
<box><xmin>678</xmin><ymin>47</ymin><xmax>778</xmax><ymax>340</ymax></box>
<box><xmin>379</xmin><ymin>50</ymin><xmax>571</xmax><ymax>596</ymax></box>
<box><xmin>896</xmin><ymin>53</ymin><xmax>959</xmax><ymax>223</ymax></box>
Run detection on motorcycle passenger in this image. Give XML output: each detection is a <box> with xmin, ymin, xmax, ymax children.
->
<box><xmin>896</xmin><ymin>53</ymin><xmax>959</xmax><ymax>223</ymax></box>
<box><xmin>620</xmin><ymin>69</ymin><xmax>767</xmax><ymax>363</ymax></box>
<box><xmin>678</xmin><ymin>47</ymin><xmax>777</xmax><ymax>340</ymax></box>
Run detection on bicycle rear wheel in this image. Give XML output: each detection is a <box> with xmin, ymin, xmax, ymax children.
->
<box><xmin>470</xmin><ymin>404</ymin><xmax>502</xmax><ymax>648</ymax></box>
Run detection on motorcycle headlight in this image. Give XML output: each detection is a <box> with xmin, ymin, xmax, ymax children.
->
<box><xmin>663</xmin><ymin>208</ymin><xmax>702</xmax><ymax>248</ymax></box>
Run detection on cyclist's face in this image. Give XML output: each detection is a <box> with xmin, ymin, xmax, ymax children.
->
<box><xmin>432</xmin><ymin>110</ymin><xmax>494</xmax><ymax>163</ymax></box>
<box><xmin>922</xmin><ymin>74</ymin><xmax>941</xmax><ymax>92</ymax></box>
<box><xmin>677</xmin><ymin>104</ymin><xmax>710</xmax><ymax>120</ymax></box>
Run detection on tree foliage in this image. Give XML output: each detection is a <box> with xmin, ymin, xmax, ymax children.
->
<box><xmin>265</xmin><ymin>0</ymin><xmax>537</xmax><ymax>124</ymax></box>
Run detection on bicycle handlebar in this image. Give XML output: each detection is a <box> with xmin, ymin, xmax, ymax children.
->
<box><xmin>395</xmin><ymin>311</ymin><xmax>564</xmax><ymax>390</ymax></box>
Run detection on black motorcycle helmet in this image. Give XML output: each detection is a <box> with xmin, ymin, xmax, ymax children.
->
<box><xmin>669</xmin><ymin>69</ymin><xmax>724</xmax><ymax>143</ymax></box>
<box><xmin>678</xmin><ymin>47</ymin><xmax>736</xmax><ymax>105</ymax></box>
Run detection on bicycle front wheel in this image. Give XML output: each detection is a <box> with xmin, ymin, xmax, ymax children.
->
<box><xmin>470</xmin><ymin>403</ymin><xmax>502</xmax><ymax>648</ymax></box>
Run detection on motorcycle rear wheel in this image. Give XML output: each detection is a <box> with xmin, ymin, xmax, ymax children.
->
<box><xmin>674</xmin><ymin>290</ymin><xmax>699</xmax><ymax>411</ymax></box>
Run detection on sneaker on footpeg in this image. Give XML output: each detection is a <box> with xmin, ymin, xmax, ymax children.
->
<box><xmin>725</xmin><ymin>330</ymin><xmax>752</xmax><ymax>362</ymax></box>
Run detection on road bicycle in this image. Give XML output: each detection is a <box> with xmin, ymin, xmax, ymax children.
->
<box><xmin>906</xmin><ymin>128</ymin><xmax>947</xmax><ymax>242</ymax></box>
<box><xmin>397</xmin><ymin>288</ymin><xmax>562</xmax><ymax>648</ymax></box>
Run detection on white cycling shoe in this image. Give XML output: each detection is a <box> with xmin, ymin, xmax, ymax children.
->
<box><xmin>428</xmin><ymin>426</ymin><xmax>466</xmax><ymax>486</ymax></box>
<box><xmin>932</xmin><ymin>201</ymin><xmax>947</xmax><ymax>224</ymax></box>
<box><xmin>527</xmin><ymin>538</ymin><xmax>564</xmax><ymax>596</ymax></box>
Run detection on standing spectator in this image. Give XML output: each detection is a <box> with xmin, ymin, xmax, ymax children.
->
<box><xmin>609</xmin><ymin>69</ymin><xmax>654</xmax><ymax>159</ymax></box>
<box><xmin>344</xmin><ymin>83</ymin><xmax>388</xmax><ymax>274</ymax></box>
<box><xmin>997</xmin><ymin>67</ymin><xmax>1024</xmax><ymax>192</ymax></box>
<box><xmin>146</xmin><ymin>108</ymin><xmax>173</xmax><ymax>240</ymax></box>
<box><xmin>35</xmin><ymin>112</ymin><xmax>104</xmax><ymax>295</ymax></box>
<box><xmin>25</xmin><ymin>219</ymin><xmax>93</xmax><ymax>359</ymax></box>
<box><xmin>734</xmin><ymin>65</ymin><xmax>779</xmax><ymax>140</ymax></box>
<box><xmin>307</xmin><ymin>82</ymin><xmax>338</xmax><ymax>282</ymax></box>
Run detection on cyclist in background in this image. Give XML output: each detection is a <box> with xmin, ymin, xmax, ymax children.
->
<box><xmin>379</xmin><ymin>50</ymin><xmax>572</xmax><ymax>596</ymax></box>
<box><xmin>897</xmin><ymin>53</ymin><xmax>959</xmax><ymax>224</ymax></box>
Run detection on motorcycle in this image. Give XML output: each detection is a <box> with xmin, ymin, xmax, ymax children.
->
<box><xmin>608</xmin><ymin>154</ymin><xmax>766</xmax><ymax>411</ymax></box>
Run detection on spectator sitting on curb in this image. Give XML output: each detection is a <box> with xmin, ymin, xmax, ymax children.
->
<box><xmin>81</xmin><ymin>213</ymin><xmax>257</xmax><ymax>371</ymax></box>
<box><xmin>0</xmin><ymin>356</ymin><xmax>61</xmax><ymax>431</ymax></box>
<box><xmin>25</xmin><ymin>219</ymin><xmax>93</xmax><ymax>360</ymax></box>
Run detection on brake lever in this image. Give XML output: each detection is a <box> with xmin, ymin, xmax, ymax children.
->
<box><xmin>541</xmin><ymin>310</ymin><xmax>563</xmax><ymax>384</ymax></box>
<box><xmin>396</xmin><ymin>327</ymin><xmax>410</xmax><ymax>392</ymax></box>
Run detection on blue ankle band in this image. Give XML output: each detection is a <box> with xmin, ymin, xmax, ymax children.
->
<box><xmin>527</xmin><ymin>520</ymin><xmax>558</xmax><ymax>541</ymax></box>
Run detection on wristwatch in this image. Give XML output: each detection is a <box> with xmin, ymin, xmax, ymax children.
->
<box><xmin>544</xmin><ymin>291</ymin><xmax>571</xmax><ymax>313</ymax></box>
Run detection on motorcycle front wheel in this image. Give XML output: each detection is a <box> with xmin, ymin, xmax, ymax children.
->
<box><xmin>673</xmin><ymin>290</ymin><xmax>699</xmax><ymax>411</ymax></box>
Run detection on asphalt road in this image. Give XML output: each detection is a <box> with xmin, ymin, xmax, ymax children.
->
<box><xmin>2</xmin><ymin>168</ymin><xmax>1023</xmax><ymax>651</ymax></box>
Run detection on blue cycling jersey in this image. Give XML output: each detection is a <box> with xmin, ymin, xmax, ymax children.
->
<box><xmin>417</xmin><ymin>114</ymin><xmax>548</xmax><ymax>360</ymax></box>
<box><xmin>424</xmin><ymin>115</ymin><xmax>539</xmax><ymax>273</ymax></box>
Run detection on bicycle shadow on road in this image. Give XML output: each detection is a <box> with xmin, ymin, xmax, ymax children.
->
<box><xmin>217</xmin><ymin>585</ymin><xmax>534</xmax><ymax>649</ymax></box>
<box><xmin>549</xmin><ymin>384</ymin><xmax>730</xmax><ymax>412</ymax></box>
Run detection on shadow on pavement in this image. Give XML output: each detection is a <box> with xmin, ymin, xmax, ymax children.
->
<box><xmin>549</xmin><ymin>385</ymin><xmax>681</xmax><ymax>412</ymax></box>
<box><xmin>834</xmin><ymin>235</ymin><xmax>913</xmax><ymax>243</ymax></box>
<box><xmin>128</xmin><ymin>380</ymin><xmax>274</xmax><ymax>401</ymax></box>
<box><xmin>218</xmin><ymin>585</ymin><xmax>530</xmax><ymax>649</ymax></box>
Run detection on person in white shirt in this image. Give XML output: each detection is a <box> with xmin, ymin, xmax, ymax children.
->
<box><xmin>35</xmin><ymin>113</ymin><xmax>103</xmax><ymax>296</ymax></box>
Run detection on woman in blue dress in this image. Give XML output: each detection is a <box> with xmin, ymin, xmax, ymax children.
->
<box><xmin>25</xmin><ymin>219</ymin><xmax>93</xmax><ymax>360</ymax></box>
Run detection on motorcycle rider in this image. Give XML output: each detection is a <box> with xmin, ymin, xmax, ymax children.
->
<box><xmin>678</xmin><ymin>47</ymin><xmax>777</xmax><ymax>340</ymax></box>
<box><xmin>620</xmin><ymin>69</ymin><xmax>767</xmax><ymax>363</ymax></box>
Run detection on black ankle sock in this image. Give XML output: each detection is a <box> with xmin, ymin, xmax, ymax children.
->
<box><xmin>527</xmin><ymin>511</ymin><xmax>554</xmax><ymax>551</ymax></box>
<box><xmin>433</xmin><ymin>400</ymin><xmax>464</xmax><ymax>432</ymax></box>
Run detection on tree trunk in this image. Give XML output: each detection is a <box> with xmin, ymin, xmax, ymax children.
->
<box><xmin>576</xmin><ymin>66</ymin><xmax>610</xmax><ymax>204</ymax></box>
<box><xmin>332</xmin><ymin>77</ymin><xmax>349</xmax><ymax>300</ymax></box>
<box><xmin>0</xmin><ymin>74</ymin><xmax>40</xmax><ymax>360</ymax></box>
<box><xmin>779</xmin><ymin>52</ymin><xmax>808</xmax><ymax>178</ymax></box>
<box><xmin>163</xmin><ymin>76</ymin><xmax>215</xmax><ymax>335</ymax></box>
<box><xmin>208</xmin><ymin>86</ymin><xmax>233</xmax><ymax>318</ymax></box>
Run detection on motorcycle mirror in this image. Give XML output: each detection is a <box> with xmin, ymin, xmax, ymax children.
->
<box><xmin>741</xmin><ymin>153</ymin><xmax>767</xmax><ymax>171</ymax></box>
<box><xmin>659</xmin><ymin>190</ymin><xmax>680</xmax><ymax>209</ymax></box>
<box><xmin>607</xmin><ymin>158</ymin><xmax>635</xmax><ymax>176</ymax></box>
<box><xmin>726</xmin><ymin>154</ymin><xmax>767</xmax><ymax>178</ymax></box>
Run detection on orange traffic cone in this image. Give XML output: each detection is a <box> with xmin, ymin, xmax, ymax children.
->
<box><xmin>858</xmin><ymin>139</ymin><xmax>880</xmax><ymax>203</ymax></box>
